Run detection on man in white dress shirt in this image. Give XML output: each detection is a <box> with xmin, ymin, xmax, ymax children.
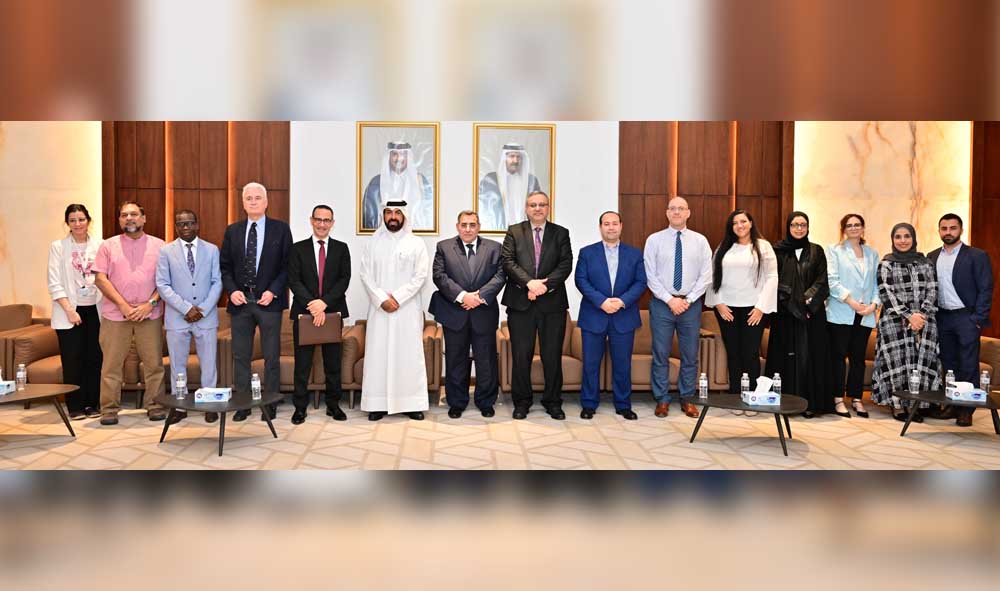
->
<box><xmin>643</xmin><ymin>197</ymin><xmax>713</xmax><ymax>419</ymax></box>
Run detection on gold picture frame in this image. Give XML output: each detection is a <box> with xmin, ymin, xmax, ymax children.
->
<box><xmin>356</xmin><ymin>121</ymin><xmax>440</xmax><ymax>235</ymax></box>
<box><xmin>473</xmin><ymin>122</ymin><xmax>556</xmax><ymax>234</ymax></box>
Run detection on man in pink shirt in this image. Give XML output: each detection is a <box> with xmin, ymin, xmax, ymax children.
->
<box><xmin>94</xmin><ymin>202</ymin><xmax>167</xmax><ymax>425</ymax></box>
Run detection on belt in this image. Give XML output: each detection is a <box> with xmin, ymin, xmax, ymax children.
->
<box><xmin>939</xmin><ymin>307</ymin><xmax>970</xmax><ymax>314</ymax></box>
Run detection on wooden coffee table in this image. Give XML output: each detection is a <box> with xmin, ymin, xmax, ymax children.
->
<box><xmin>0</xmin><ymin>383</ymin><xmax>78</xmax><ymax>437</ymax></box>
<box><xmin>686</xmin><ymin>393</ymin><xmax>808</xmax><ymax>456</ymax></box>
<box><xmin>155</xmin><ymin>391</ymin><xmax>283</xmax><ymax>456</ymax></box>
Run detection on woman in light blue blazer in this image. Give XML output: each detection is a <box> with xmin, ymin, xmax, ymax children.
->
<box><xmin>826</xmin><ymin>213</ymin><xmax>880</xmax><ymax>418</ymax></box>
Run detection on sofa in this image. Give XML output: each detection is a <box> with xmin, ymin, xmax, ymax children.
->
<box><xmin>0</xmin><ymin>304</ymin><xmax>49</xmax><ymax>377</ymax></box>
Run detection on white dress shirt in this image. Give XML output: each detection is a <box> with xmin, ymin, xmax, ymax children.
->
<box><xmin>643</xmin><ymin>226</ymin><xmax>713</xmax><ymax>304</ymax></box>
<box><xmin>936</xmin><ymin>241</ymin><xmax>966</xmax><ymax>310</ymax></box>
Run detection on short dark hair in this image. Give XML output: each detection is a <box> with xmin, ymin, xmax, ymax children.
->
<box><xmin>939</xmin><ymin>213</ymin><xmax>963</xmax><ymax>227</ymax></box>
<box><xmin>174</xmin><ymin>209</ymin><xmax>198</xmax><ymax>221</ymax></box>
<box><xmin>839</xmin><ymin>213</ymin><xmax>866</xmax><ymax>245</ymax></box>
<box><xmin>64</xmin><ymin>203</ymin><xmax>91</xmax><ymax>224</ymax></box>
<box><xmin>119</xmin><ymin>201</ymin><xmax>145</xmax><ymax>215</ymax></box>
<box><xmin>598</xmin><ymin>211</ymin><xmax>621</xmax><ymax>225</ymax></box>
<box><xmin>311</xmin><ymin>205</ymin><xmax>333</xmax><ymax>218</ymax></box>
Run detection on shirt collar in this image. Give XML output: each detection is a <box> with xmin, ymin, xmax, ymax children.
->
<box><xmin>313</xmin><ymin>234</ymin><xmax>329</xmax><ymax>244</ymax></box>
<box><xmin>180</xmin><ymin>237</ymin><xmax>199</xmax><ymax>249</ymax></box>
<box><xmin>942</xmin><ymin>241</ymin><xmax>963</xmax><ymax>255</ymax></box>
<box><xmin>530</xmin><ymin>221</ymin><xmax>546</xmax><ymax>232</ymax></box>
<box><xmin>603</xmin><ymin>241</ymin><xmax>620</xmax><ymax>253</ymax></box>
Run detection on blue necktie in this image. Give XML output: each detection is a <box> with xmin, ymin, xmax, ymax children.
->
<box><xmin>672</xmin><ymin>230</ymin><xmax>683</xmax><ymax>291</ymax></box>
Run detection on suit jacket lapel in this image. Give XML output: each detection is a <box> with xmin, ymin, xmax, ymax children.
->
<box><xmin>595</xmin><ymin>246</ymin><xmax>614</xmax><ymax>295</ymax></box>
<box><xmin>235</xmin><ymin>220</ymin><xmax>248</xmax><ymax>267</ymax></box>
<box><xmin>468</xmin><ymin>238</ymin><xmax>487</xmax><ymax>283</ymax></box>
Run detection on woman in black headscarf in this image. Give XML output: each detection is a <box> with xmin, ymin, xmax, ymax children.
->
<box><xmin>871</xmin><ymin>222</ymin><xmax>941</xmax><ymax>421</ymax></box>
<box><xmin>764</xmin><ymin>212</ymin><xmax>834</xmax><ymax>417</ymax></box>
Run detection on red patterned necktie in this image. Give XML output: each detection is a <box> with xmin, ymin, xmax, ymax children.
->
<box><xmin>317</xmin><ymin>240</ymin><xmax>326</xmax><ymax>290</ymax></box>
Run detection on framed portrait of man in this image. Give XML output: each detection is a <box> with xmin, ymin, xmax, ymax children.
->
<box><xmin>357</xmin><ymin>121</ymin><xmax>440</xmax><ymax>234</ymax></box>
<box><xmin>473</xmin><ymin>122</ymin><xmax>555</xmax><ymax>234</ymax></box>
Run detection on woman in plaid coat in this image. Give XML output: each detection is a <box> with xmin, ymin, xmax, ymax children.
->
<box><xmin>871</xmin><ymin>223</ymin><xmax>942</xmax><ymax>421</ymax></box>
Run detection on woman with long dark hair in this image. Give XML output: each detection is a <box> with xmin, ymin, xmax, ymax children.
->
<box><xmin>871</xmin><ymin>223</ymin><xmax>941</xmax><ymax>421</ymax></box>
<box><xmin>765</xmin><ymin>212</ymin><xmax>834</xmax><ymax>417</ymax></box>
<box><xmin>826</xmin><ymin>214</ymin><xmax>880</xmax><ymax>418</ymax></box>
<box><xmin>47</xmin><ymin>204</ymin><xmax>104</xmax><ymax>419</ymax></box>
<box><xmin>706</xmin><ymin>209</ymin><xmax>778</xmax><ymax>398</ymax></box>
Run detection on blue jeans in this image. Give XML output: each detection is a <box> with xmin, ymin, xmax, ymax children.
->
<box><xmin>649</xmin><ymin>297</ymin><xmax>702</xmax><ymax>403</ymax></box>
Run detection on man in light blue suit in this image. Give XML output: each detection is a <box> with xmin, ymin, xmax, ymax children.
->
<box><xmin>155</xmin><ymin>209</ymin><xmax>223</xmax><ymax>424</ymax></box>
<box><xmin>574</xmin><ymin>211</ymin><xmax>647</xmax><ymax>420</ymax></box>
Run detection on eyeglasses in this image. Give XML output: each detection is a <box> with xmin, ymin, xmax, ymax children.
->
<box><xmin>845</xmin><ymin>223</ymin><xmax>863</xmax><ymax>229</ymax></box>
<box><xmin>175</xmin><ymin>221</ymin><xmax>197</xmax><ymax>228</ymax></box>
<box><xmin>667</xmin><ymin>206</ymin><xmax>688</xmax><ymax>212</ymax></box>
<box><xmin>311</xmin><ymin>217</ymin><xmax>333</xmax><ymax>224</ymax></box>
<box><xmin>790</xmin><ymin>223</ymin><xmax>808</xmax><ymax>229</ymax></box>
<box><xmin>527</xmin><ymin>203</ymin><xmax>548</xmax><ymax>209</ymax></box>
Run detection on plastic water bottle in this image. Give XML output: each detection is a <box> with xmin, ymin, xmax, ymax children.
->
<box><xmin>945</xmin><ymin>369</ymin><xmax>956</xmax><ymax>388</ymax></box>
<box><xmin>15</xmin><ymin>364</ymin><xmax>27</xmax><ymax>391</ymax></box>
<box><xmin>174</xmin><ymin>372</ymin><xmax>188</xmax><ymax>400</ymax></box>
<box><xmin>698</xmin><ymin>373</ymin><xmax>708</xmax><ymax>398</ymax></box>
<box><xmin>251</xmin><ymin>373</ymin><xmax>262</xmax><ymax>400</ymax></box>
<box><xmin>772</xmin><ymin>373</ymin><xmax>782</xmax><ymax>396</ymax></box>
<box><xmin>981</xmin><ymin>370</ymin><xmax>991</xmax><ymax>393</ymax></box>
<box><xmin>909</xmin><ymin>369</ymin><xmax>921</xmax><ymax>394</ymax></box>
<box><xmin>740</xmin><ymin>372</ymin><xmax>750</xmax><ymax>395</ymax></box>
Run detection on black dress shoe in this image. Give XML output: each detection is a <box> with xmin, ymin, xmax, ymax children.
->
<box><xmin>260</xmin><ymin>404</ymin><xmax>277</xmax><ymax>421</ymax></box>
<box><xmin>512</xmin><ymin>408</ymin><xmax>528</xmax><ymax>420</ymax></box>
<box><xmin>166</xmin><ymin>410</ymin><xmax>187</xmax><ymax>425</ymax></box>
<box><xmin>547</xmin><ymin>407</ymin><xmax>566</xmax><ymax>420</ymax></box>
<box><xmin>448</xmin><ymin>407</ymin><xmax>463</xmax><ymax>419</ymax></box>
<box><xmin>580</xmin><ymin>408</ymin><xmax>596</xmax><ymax>420</ymax></box>
<box><xmin>480</xmin><ymin>407</ymin><xmax>495</xmax><ymax>418</ymax></box>
<box><xmin>233</xmin><ymin>409</ymin><xmax>250</xmax><ymax>422</ymax></box>
<box><xmin>616</xmin><ymin>408</ymin><xmax>638</xmax><ymax>421</ymax></box>
<box><xmin>834</xmin><ymin>409</ymin><xmax>852</xmax><ymax>418</ymax></box>
<box><xmin>205</xmin><ymin>412</ymin><xmax>219</xmax><ymax>423</ymax></box>
<box><xmin>291</xmin><ymin>409</ymin><xmax>307</xmax><ymax>425</ymax></box>
<box><xmin>801</xmin><ymin>411</ymin><xmax>816</xmax><ymax>419</ymax></box>
<box><xmin>893</xmin><ymin>411</ymin><xmax>924</xmax><ymax>423</ymax></box>
<box><xmin>405</xmin><ymin>411</ymin><xmax>424</xmax><ymax>421</ymax></box>
<box><xmin>326</xmin><ymin>405</ymin><xmax>347</xmax><ymax>421</ymax></box>
<box><xmin>368</xmin><ymin>411</ymin><xmax>386</xmax><ymax>421</ymax></box>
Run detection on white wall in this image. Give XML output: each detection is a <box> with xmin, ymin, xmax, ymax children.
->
<box><xmin>290</xmin><ymin>121</ymin><xmax>619</xmax><ymax>322</ymax></box>
<box><xmin>0</xmin><ymin>122</ymin><xmax>103</xmax><ymax>316</ymax></box>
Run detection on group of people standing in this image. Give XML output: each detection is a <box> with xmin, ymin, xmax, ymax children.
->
<box><xmin>46</xmin><ymin>187</ymin><xmax>993</xmax><ymax>428</ymax></box>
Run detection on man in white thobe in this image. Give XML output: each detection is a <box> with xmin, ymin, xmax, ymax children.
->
<box><xmin>360</xmin><ymin>199</ymin><xmax>431</xmax><ymax>420</ymax></box>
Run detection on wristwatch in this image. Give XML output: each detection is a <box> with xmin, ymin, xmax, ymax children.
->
<box><xmin>148</xmin><ymin>297</ymin><xmax>158</xmax><ymax>307</ymax></box>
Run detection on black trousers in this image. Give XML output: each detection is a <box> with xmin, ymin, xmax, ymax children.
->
<box><xmin>230</xmin><ymin>304</ymin><xmax>282</xmax><ymax>411</ymax></box>
<box><xmin>939</xmin><ymin>308</ymin><xmax>981</xmax><ymax>419</ymax></box>
<box><xmin>443</xmin><ymin>321</ymin><xmax>499</xmax><ymax>411</ymax></box>
<box><xmin>828</xmin><ymin>315</ymin><xmax>872</xmax><ymax>399</ymax></box>
<box><xmin>715</xmin><ymin>307</ymin><xmax>765</xmax><ymax>393</ymax></box>
<box><xmin>507</xmin><ymin>307</ymin><xmax>566</xmax><ymax>410</ymax></box>
<box><xmin>291</xmin><ymin>319</ymin><xmax>342</xmax><ymax>411</ymax></box>
<box><xmin>55</xmin><ymin>305</ymin><xmax>102</xmax><ymax>412</ymax></box>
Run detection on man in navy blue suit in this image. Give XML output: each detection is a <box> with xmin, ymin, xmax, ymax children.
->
<box><xmin>574</xmin><ymin>211</ymin><xmax>647</xmax><ymax>420</ymax></box>
<box><xmin>220</xmin><ymin>182</ymin><xmax>293</xmax><ymax>422</ymax></box>
<box><xmin>928</xmin><ymin>213</ymin><xmax>994</xmax><ymax>427</ymax></box>
<box><xmin>429</xmin><ymin>210</ymin><xmax>506</xmax><ymax>418</ymax></box>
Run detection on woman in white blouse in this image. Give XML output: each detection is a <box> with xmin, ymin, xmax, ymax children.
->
<box><xmin>47</xmin><ymin>204</ymin><xmax>103</xmax><ymax>420</ymax></box>
<box><xmin>706</xmin><ymin>209</ymin><xmax>779</xmax><ymax>398</ymax></box>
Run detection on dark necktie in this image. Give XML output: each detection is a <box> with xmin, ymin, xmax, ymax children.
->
<box><xmin>466</xmin><ymin>243</ymin><xmax>475</xmax><ymax>259</ymax></box>
<box><xmin>673</xmin><ymin>230</ymin><xmax>683</xmax><ymax>291</ymax></box>
<box><xmin>245</xmin><ymin>221</ymin><xmax>258</xmax><ymax>295</ymax></box>
<box><xmin>533</xmin><ymin>227</ymin><xmax>542</xmax><ymax>276</ymax></box>
<box><xmin>317</xmin><ymin>240</ymin><xmax>326</xmax><ymax>291</ymax></box>
<box><xmin>186</xmin><ymin>243</ymin><xmax>195</xmax><ymax>275</ymax></box>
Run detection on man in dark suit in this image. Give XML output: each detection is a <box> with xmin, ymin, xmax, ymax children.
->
<box><xmin>288</xmin><ymin>205</ymin><xmax>351</xmax><ymax>425</ymax></box>
<box><xmin>574</xmin><ymin>211</ymin><xmax>647</xmax><ymax>420</ymax></box>
<box><xmin>429</xmin><ymin>210</ymin><xmax>506</xmax><ymax>419</ymax></box>
<box><xmin>501</xmin><ymin>190</ymin><xmax>573</xmax><ymax>420</ymax></box>
<box><xmin>928</xmin><ymin>213</ymin><xmax>994</xmax><ymax>427</ymax></box>
<box><xmin>220</xmin><ymin>182</ymin><xmax>293</xmax><ymax>421</ymax></box>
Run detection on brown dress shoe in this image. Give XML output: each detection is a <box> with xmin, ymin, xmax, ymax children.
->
<box><xmin>681</xmin><ymin>402</ymin><xmax>700</xmax><ymax>418</ymax></box>
<box><xmin>654</xmin><ymin>403</ymin><xmax>669</xmax><ymax>417</ymax></box>
<box><xmin>956</xmin><ymin>410</ymin><xmax>973</xmax><ymax>427</ymax></box>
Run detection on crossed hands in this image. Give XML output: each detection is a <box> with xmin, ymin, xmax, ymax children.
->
<box><xmin>184</xmin><ymin>306</ymin><xmax>204</xmax><ymax>323</ymax></box>
<box><xmin>307</xmin><ymin>299</ymin><xmax>328</xmax><ymax>326</ymax></box>
<box><xmin>526</xmin><ymin>278</ymin><xmax>548</xmax><ymax>301</ymax></box>
<box><xmin>381</xmin><ymin>294</ymin><xmax>400</xmax><ymax>313</ymax></box>
<box><xmin>461</xmin><ymin>291</ymin><xmax>485</xmax><ymax>310</ymax></box>
<box><xmin>600</xmin><ymin>298</ymin><xmax>625</xmax><ymax>314</ymax></box>
<box><xmin>667</xmin><ymin>296</ymin><xmax>689</xmax><ymax>315</ymax></box>
<box><xmin>908</xmin><ymin>312</ymin><xmax>926</xmax><ymax>332</ymax></box>
<box><xmin>119</xmin><ymin>302</ymin><xmax>153</xmax><ymax>322</ymax></box>
<box><xmin>850</xmin><ymin>299</ymin><xmax>877</xmax><ymax>316</ymax></box>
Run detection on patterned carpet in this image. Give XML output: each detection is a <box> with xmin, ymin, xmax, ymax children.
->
<box><xmin>0</xmin><ymin>395</ymin><xmax>998</xmax><ymax>469</ymax></box>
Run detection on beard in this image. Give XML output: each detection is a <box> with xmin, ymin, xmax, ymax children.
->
<box><xmin>942</xmin><ymin>234</ymin><xmax>959</xmax><ymax>244</ymax></box>
<box><xmin>385</xmin><ymin>219</ymin><xmax>403</xmax><ymax>232</ymax></box>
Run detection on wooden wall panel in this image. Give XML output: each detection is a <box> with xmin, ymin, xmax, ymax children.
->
<box><xmin>168</xmin><ymin>122</ymin><xmax>200</xmax><ymax>189</ymax></box>
<box><xmin>101</xmin><ymin>122</ymin><xmax>117</xmax><ymax>240</ymax></box>
<box><xmin>231</xmin><ymin>121</ymin><xmax>264</xmax><ymax>190</ymax></box>
<box><xmin>619</xmin><ymin>194</ymin><xmax>645</xmax><ymax>249</ymax></box>
<box><xmin>618</xmin><ymin>122</ymin><xmax>673</xmax><ymax>195</ymax></box>
<box><xmin>262</xmin><ymin>122</ymin><xmax>290</xmax><ymax>190</ymax></box>
<box><xmin>199</xmin><ymin>189</ymin><xmax>229</xmax><ymax>249</ymax></box>
<box><xmin>114</xmin><ymin>121</ymin><xmax>137</xmax><ymax>189</ymax></box>
<box><xmin>135</xmin><ymin>122</ymin><xmax>165</xmax><ymax>189</ymax></box>
<box><xmin>200</xmin><ymin>122</ymin><xmax>228</xmax><ymax>189</ymax></box>
<box><xmin>971</xmin><ymin>122</ymin><xmax>1000</xmax><ymax>337</ymax></box>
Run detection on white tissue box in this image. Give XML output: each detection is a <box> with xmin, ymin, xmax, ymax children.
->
<box><xmin>193</xmin><ymin>387</ymin><xmax>232</xmax><ymax>403</ymax></box>
<box><xmin>0</xmin><ymin>381</ymin><xmax>15</xmax><ymax>395</ymax></box>
<box><xmin>741</xmin><ymin>391</ymin><xmax>781</xmax><ymax>406</ymax></box>
<box><xmin>945</xmin><ymin>387</ymin><xmax>988</xmax><ymax>403</ymax></box>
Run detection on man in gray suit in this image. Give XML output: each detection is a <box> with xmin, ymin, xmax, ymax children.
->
<box><xmin>429</xmin><ymin>210</ymin><xmax>506</xmax><ymax>418</ymax></box>
<box><xmin>155</xmin><ymin>209</ymin><xmax>223</xmax><ymax>424</ymax></box>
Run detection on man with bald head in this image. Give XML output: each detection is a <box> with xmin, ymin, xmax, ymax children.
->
<box><xmin>643</xmin><ymin>197</ymin><xmax>712</xmax><ymax>419</ymax></box>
